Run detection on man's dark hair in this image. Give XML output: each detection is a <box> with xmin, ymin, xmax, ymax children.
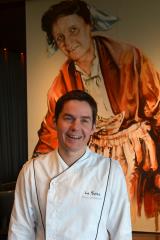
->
<box><xmin>41</xmin><ymin>0</ymin><xmax>91</xmax><ymax>47</ymax></box>
<box><xmin>55</xmin><ymin>90</ymin><xmax>97</xmax><ymax>124</ymax></box>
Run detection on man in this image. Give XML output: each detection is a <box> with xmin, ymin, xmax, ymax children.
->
<box><xmin>33</xmin><ymin>0</ymin><xmax>160</xmax><ymax>220</ymax></box>
<box><xmin>8</xmin><ymin>90</ymin><xmax>132</xmax><ymax>239</ymax></box>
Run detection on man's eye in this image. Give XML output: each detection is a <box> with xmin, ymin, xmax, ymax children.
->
<box><xmin>70</xmin><ymin>27</ymin><xmax>79</xmax><ymax>35</ymax></box>
<box><xmin>64</xmin><ymin>116</ymin><xmax>73</xmax><ymax>121</ymax></box>
<box><xmin>56</xmin><ymin>35</ymin><xmax>64</xmax><ymax>43</ymax></box>
<box><xmin>71</xmin><ymin>27</ymin><xmax>76</xmax><ymax>32</ymax></box>
<box><xmin>81</xmin><ymin>119</ymin><xmax>90</xmax><ymax>124</ymax></box>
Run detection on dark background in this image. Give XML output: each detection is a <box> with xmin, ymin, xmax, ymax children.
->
<box><xmin>0</xmin><ymin>0</ymin><xmax>26</xmax><ymax>52</ymax></box>
<box><xmin>0</xmin><ymin>0</ymin><xmax>27</xmax><ymax>183</ymax></box>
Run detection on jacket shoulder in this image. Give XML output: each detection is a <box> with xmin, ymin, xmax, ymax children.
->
<box><xmin>93</xmin><ymin>32</ymin><xmax>141</xmax><ymax>63</ymax></box>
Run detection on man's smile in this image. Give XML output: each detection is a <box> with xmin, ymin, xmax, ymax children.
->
<box><xmin>66</xmin><ymin>133</ymin><xmax>82</xmax><ymax>140</ymax></box>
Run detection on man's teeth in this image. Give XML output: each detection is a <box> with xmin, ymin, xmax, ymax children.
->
<box><xmin>69</xmin><ymin>46</ymin><xmax>78</xmax><ymax>52</ymax></box>
<box><xmin>68</xmin><ymin>135</ymin><xmax>81</xmax><ymax>139</ymax></box>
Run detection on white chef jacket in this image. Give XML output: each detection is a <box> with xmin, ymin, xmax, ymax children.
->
<box><xmin>8</xmin><ymin>147</ymin><xmax>132</xmax><ymax>240</ymax></box>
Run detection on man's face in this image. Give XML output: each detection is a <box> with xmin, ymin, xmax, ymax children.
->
<box><xmin>52</xmin><ymin>14</ymin><xmax>93</xmax><ymax>62</ymax></box>
<box><xmin>55</xmin><ymin>100</ymin><xmax>95</xmax><ymax>155</ymax></box>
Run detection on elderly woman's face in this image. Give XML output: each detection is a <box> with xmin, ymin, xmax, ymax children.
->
<box><xmin>52</xmin><ymin>14</ymin><xmax>93</xmax><ymax>62</ymax></box>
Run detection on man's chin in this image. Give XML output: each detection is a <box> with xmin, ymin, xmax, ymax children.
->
<box><xmin>65</xmin><ymin>143</ymin><xmax>85</xmax><ymax>153</ymax></box>
<box><xmin>68</xmin><ymin>51</ymin><xmax>83</xmax><ymax>61</ymax></box>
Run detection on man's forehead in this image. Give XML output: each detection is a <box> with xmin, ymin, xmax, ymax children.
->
<box><xmin>63</xmin><ymin>99</ymin><xmax>90</xmax><ymax>107</ymax></box>
<box><xmin>61</xmin><ymin>100</ymin><xmax>92</xmax><ymax>115</ymax></box>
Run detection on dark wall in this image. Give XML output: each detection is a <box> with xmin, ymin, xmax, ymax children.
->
<box><xmin>0</xmin><ymin>0</ymin><xmax>26</xmax><ymax>52</ymax></box>
<box><xmin>0</xmin><ymin>0</ymin><xmax>27</xmax><ymax>183</ymax></box>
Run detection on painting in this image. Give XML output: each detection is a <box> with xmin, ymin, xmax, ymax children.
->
<box><xmin>26</xmin><ymin>0</ymin><xmax>160</xmax><ymax>232</ymax></box>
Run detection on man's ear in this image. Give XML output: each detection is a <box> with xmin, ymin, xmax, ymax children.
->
<box><xmin>53</xmin><ymin>117</ymin><xmax>57</xmax><ymax>130</ymax></box>
<box><xmin>91</xmin><ymin>123</ymin><xmax>96</xmax><ymax>134</ymax></box>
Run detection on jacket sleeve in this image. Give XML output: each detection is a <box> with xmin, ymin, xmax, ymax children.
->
<box><xmin>33</xmin><ymin>74</ymin><xmax>68</xmax><ymax>157</ymax></box>
<box><xmin>33</xmin><ymin>90</ymin><xmax>58</xmax><ymax>157</ymax></box>
<box><xmin>138</xmin><ymin>51</ymin><xmax>160</xmax><ymax>134</ymax></box>
<box><xmin>120</xmin><ymin>45</ymin><xmax>160</xmax><ymax>137</ymax></box>
<box><xmin>107</xmin><ymin>161</ymin><xmax>132</xmax><ymax>240</ymax></box>
<box><xmin>8</xmin><ymin>163</ymin><xmax>37</xmax><ymax>240</ymax></box>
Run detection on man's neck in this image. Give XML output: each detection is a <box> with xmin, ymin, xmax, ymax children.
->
<box><xmin>58</xmin><ymin>147</ymin><xmax>86</xmax><ymax>166</ymax></box>
<box><xmin>75</xmin><ymin>41</ymin><xmax>95</xmax><ymax>76</ymax></box>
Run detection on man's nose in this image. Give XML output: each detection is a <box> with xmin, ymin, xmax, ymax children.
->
<box><xmin>64</xmin><ymin>34</ymin><xmax>74</xmax><ymax>48</ymax></box>
<box><xmin>70</xmin><ymin>119</ymin><xmax>80</xmax><ymax>130</ymax></box>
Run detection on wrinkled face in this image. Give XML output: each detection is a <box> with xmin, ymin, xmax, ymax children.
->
<box><xmin>55</xmin><ymin>100</ymin><xmax>95</xmax><ymax>155</ymax></box>
<box><xmin>52</xmin><ymin>14</ymin><xmax>93</xmax><ymax>62</ymax></box>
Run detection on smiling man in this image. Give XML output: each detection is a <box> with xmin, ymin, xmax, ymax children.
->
<box><xmin>55</xmin><ymin>95</ymin><xmax>96</xmax><ymax>166</ymax></box>
<box><xmin>8</xmin><ymin>90</ymin><xmax>132</xmax><ymax>240</ymax></box>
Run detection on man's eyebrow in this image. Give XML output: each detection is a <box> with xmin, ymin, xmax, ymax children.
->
<box><xmin>82</xmin><ymin>116</ymin><xmax>91</xmax><ymax>118</ymax></box>
<box><xmin>80</xmin><ymin>116</ymin><xmax>92</xmax><ymax>120</ymax></box>
<box><xmin>63</xmin><ymin>113</ymin><xmax>73</xmax><ymax>117</ymax></box>
<box><xmin>63</xmin><ymin>113</ymin><xmax>92</xmax><ymax>119</ymax></box>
